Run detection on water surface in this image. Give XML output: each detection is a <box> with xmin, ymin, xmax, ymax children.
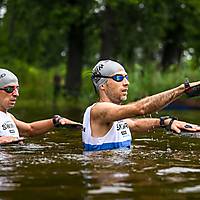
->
<box><xmin>0</xmin><ymin>109</ymin><xmax>200</xmax><ymax>200</ymax></box>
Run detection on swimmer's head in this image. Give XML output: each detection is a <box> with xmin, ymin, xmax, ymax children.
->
<box><xmin>0</xmin><ymin>69</ymin><xmax>18</xmax><ymax>88</ymax></box>
<box><xmin>91</xmin><ymin>60</ymin><xmax>125</xmax><ymax>91</ymax></box>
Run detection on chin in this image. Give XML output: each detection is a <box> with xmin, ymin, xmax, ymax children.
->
<box><xmin>8</xmin><ymin>103</ymin><xmax>16</xmax><ymax>109</ymax></box>
<box><xmin>120</xmin><ymin>97</ymin><xmax>127</xmax><ymax>104</ymax></box>
<box><xmin>121</xmin><ymin>96</ymin><xmax>127</xmax><ymax>101</ymax></box>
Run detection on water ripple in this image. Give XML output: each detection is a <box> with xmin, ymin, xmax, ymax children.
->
<box><xmin>157</xmin><ymin>167</ymin><xmax>200</xmax><ymax>175</ymax></box>
<box><xmin>178</xmin><ymin>185</ymin><xmax>200</xmax><ymax>193</ymax></box>
<box><xmin>88</xmin><ymin>186</ymin><xmax>133</xmax><ymax>194</ymax></box>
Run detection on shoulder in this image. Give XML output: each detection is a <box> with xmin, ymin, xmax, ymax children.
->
<box><xmin>92</xmin><ymin>102</ymin><xmax>120</xmax><ymax>110</ymax></box>
<box><xmin>91</xmin><ymin>102</ymin><xmax>122</xmax><ymax>121</ymax></box>
<box><xmin>0</xmin><ymin>111</ymin><xmax>14</xmax><ymax>118</ymax></box>
<box><xmin>7</xmin><ymin>112</ymin><xmax>15</xmax><ymax>118</ymax></box>
<box><xmin>7</xmin><ymin>112</ymin><xmax>18</xmax><ymax>123</ymax></box>
<box><xmin>91</xmin><ymin>102</ymin><xmax>119</xmax><ymax>114</ymax></box>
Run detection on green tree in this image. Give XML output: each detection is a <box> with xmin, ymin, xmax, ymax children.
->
<box><xmin>1</xmin><ymin>0</ymin><xmax>200</xmax><ymax>97</ymax></box>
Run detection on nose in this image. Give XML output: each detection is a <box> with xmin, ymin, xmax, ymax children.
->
<box><xmin>12</xmin><ymin>88</ymin><xmax>19</xmax><ymax>96</ymax></box>
<box><xmin>123</xmin><ymin>76</ymin><xmax>129</xmax><ymax>86</ymax></box>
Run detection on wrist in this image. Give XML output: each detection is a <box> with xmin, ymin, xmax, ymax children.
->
<box><xmin>184</xmin><ymin>79</ymin><xmax>190</xmax><ymax>91</ymax></box>
<box><xmin>165</xmin><ymin>117</ymin><xmax>177</xmax><ymax>131</ymax></box>
<box><xmin>163</xmin><ymin>118</ymin><xmax>171</xmax><ymax>127</ymax></box>
<box><xmin>178</xmin><ymin>83</ymin><xmax>186</xmax><ymax>93</ymax></box>
<box><xmin>160</xmin><ymin>116</ymin><xmax>177</xmax><ymax>130</ymax></box>
<box><xmin>159</xmin><ymin>116</ymin><xmax>170</xmax><ymax>128</ymax></box>
<box><xmin>184</xmin><ymin>79</ymin><xmax>200</xmax><ymax>97</ymax></box>
<box><xmin>52</xmin><ymin>115</ymin><xmax>63</xmax><ymax>127</ymax></box>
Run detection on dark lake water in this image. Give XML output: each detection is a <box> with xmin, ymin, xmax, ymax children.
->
<box><xmin>0</xmin><ymin>108</ymin><xmax>200</xmax><ymax>200</ymax></box>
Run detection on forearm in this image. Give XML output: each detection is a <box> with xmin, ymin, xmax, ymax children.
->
<box><xmin>20</xmin><ymin>119</ymin><xmax>54</xmax><ymax>137</ymax></box>
<box><xmin>127</xmin><ymin>118</ymin><xmax>160</xmax><ymax>133</ymax></box>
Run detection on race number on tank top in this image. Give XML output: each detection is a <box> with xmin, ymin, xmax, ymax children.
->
<box><xmin>0</xmin><ymin>111</ymin><xmax>19</xmax><ymax>137</ymax></box>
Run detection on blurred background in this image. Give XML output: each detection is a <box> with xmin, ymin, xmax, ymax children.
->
<box><xmin>0</xmin><ymin>2</ymin><xmax>200</xmax><ymax>199</ymax></box>
<box><xmin>0</xmin><ymin>0</ymin><xmax>199</xmax><ymax>111</ymax></box>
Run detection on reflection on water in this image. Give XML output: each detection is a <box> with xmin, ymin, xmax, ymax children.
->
<box><xmin>0</xmin><ymin>110</ymin><xmax>199</xmax><ymax>199</ymax></box>
<box><xmin>178</xmin><ymin>185</ymin><xmax>200</xmax><ymax>193</ymax></box>
<box><xmin>88</xmin><ymin>185</ymin><xmax>133</xmax><ymax>194</ymax></box>
<box><xmin>157</xmin><ymin>167</ymin><xmax>200</xmax><ymax>175</ymax></box>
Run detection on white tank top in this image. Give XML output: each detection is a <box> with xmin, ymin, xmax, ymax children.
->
<box><xmin>82</xmin><ymin>105</ymin><xmax>132</xmax><ymax>151</ymax></box>
<box><xmin>0</xmin><ymin>111</ymin><xmax>19</xmax><ymax>137</ymax></box>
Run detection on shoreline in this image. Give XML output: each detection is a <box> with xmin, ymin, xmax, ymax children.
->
<box><xmin>166</xmin><ymin>98</ymin><xmax>200</xmax><ymax>110</ymax></box>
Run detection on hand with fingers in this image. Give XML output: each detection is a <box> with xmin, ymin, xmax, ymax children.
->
<box><xmin>0</xmin><ymin>136</ymin><xmax>24</xmax><ymax>144</ymax></box>
<box><xmin>53</xmin><ymin>115</ymin><xmax>83</xmax><ymax>129</ymax></box>
<box><xmin>184</xmin><ymin>79</ymin><xmax>200</xmax><ymax>97</ymax></box>
<box><xmin>170</xmin><ymin>120</ymin><xmax>200</xmax><ymax>134</ymax></box>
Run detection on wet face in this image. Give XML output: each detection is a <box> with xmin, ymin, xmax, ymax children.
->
<box><xmin>0</xmin><ymin>84</ymin><xmax>19</xmax><ymax>112</ymax></box>
<box><xmin>103</xmin><ymin>70</ymin><xmax>129</xmax><ymax>104</ymax></box>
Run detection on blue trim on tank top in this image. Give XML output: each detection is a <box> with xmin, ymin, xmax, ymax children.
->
<box><xmin>83</xmin><ymin>140</ymin><xmax>132</xmax><ymax>151</ymax></box>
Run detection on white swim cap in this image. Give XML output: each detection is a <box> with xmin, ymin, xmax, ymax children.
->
<box><xmin>92</xmin><ymin>60</ymin><xmax>125</xmax><ymax>90</ymax></box>
<box><xmin>0</xmin><ymin>69</ymin><xmax>18</xmax><ymax>88</ymax></box>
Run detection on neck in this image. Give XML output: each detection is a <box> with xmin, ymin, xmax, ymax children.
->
<box><xmin>99</xmin><ymin>96</ymin><xmax>112</xmax><ymax>103</ymax></box>
<box><xmin>0</xmin><ymin>107</ymin><xmax>7</xmax><ymax>113</ymax></box>
<box><xmin>98</xmin><ymin>89</ymin><xmax>122</xmax><ymax>104</ymax></box>
<box><xmin>98</xmin><ymin>96</ymin><xmax>122</xmax><ymax>105</ymax></box>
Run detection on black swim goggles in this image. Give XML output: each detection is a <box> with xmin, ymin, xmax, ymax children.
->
<box><xmin>92</xmin><ymin>74</ymin><xmax>128</xmax><ymax>82</ymax></box>
<box><xmin>0</xmin><ymin>85</ymin><xmax>19</xmax><ymax>94</ymax></box>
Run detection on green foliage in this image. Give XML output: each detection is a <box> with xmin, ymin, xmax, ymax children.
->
<box><xmin>79</xmin><ymin>61</ymin><xmax>199</xmax><ymax>105</ymax></box>
<box><xmin>0</xmin><ymin>59</ymin><xmax>198</xmax><ymax>111</ymax></box>
<box><xmin>2</xmin><ymin>0</ymin><xmax>200</xmax><ymax>67</ymax></box>
<box><xmin>127</xmin><ymin>62</ymin><xmax>199</xmax><ymax>101</ymax></box>
<box><xmin>0</xmin><ymin>0</ymin><xmax>200</xmax><ymax>99</ymax></box>
<box><xmin>0</xmin><ymin>60</ymin><xmax>54</xmax><ymax>103</ymax></box>
<box><xmin>80</xmin><ymin>67</ymin><xmax>98</xmax><ymax>105</ymax></box>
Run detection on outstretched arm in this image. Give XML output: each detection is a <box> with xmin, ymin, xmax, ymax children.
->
<box><xmin>125</xmin><ymin>118</ymin><xmax>160</xmax><ymax>133</ymax></box>
<box><xmin>92</xmin><ymin>81</ymin><xmax>200</xmax><ymax>123</ymax></box>
<box><xmin>10</xmin><ymin>114</ymin><xmax>82</xmax><ymax>137</ymax></box>
<box><xmin>125</xmin><ymin>118</ymin><xmax>200</xmax><ymax>134</ymax></box>
<box><xmin>129</xmin><ymin>81</ymin><xmax>200</xmax><ymax>115</ymax></box>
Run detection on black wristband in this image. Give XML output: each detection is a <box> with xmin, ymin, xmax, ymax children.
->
<box><xmin>184</xmin><ymin>79</ymin><xmax>190</xmax><ymax>91</ymax></box>
<box><xmin>52</xmin><ymin>115</ymin><xmax>63</xmax><ymax>127</ymax></box>
<box><xmin>185</xmin><ymin>82</ymin><xmax>200</xmax><ymax>97</ymax></box>
<box><xmin>159</xmin><ymin>116</ymin><xmax>170</xmax><ymax>128</ymax></box>
<box><xmin>165</xmin><ymin>117</ymin><xmax>177</xmax><ymax>131</ymax></box>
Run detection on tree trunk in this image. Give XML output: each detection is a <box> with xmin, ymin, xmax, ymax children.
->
<box><xmin>7</xmin><ymin>1</ymin><xmax>16</xmax><ymax>52</ymax></box>
<box><xmin>65</xmin><ymin>23</ymin><xmax>84</xmax><ymax>97</ymax></box>
<box><xmin>100</xmin><ymin>5</ymin><xmax>117</xmax><ymax>60</ymax></box>
<box><xmin>160</xmin><ymin>25</ymin><xmax>183</xmax><ymax>71</ymax></box>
